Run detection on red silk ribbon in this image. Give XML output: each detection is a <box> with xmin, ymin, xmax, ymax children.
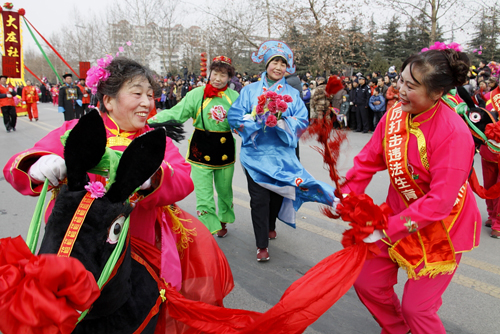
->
<box><xmin>0</xmin><ymin>236</ymin><xmax>100</xmax><ymax>334</ymax></box>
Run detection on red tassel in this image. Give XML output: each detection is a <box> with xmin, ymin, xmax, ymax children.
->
<box><xmin>325</xmin><ymin>75</ymin><xmax>344</xmax><ymax>97</ymax></box>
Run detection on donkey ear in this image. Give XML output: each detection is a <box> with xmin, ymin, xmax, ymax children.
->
<box><xmin>64</xmin><ymin>110</ymin><xmax>107</xmax><ymax>191</ymax></box>
<box><xmin>456</xmin><ymin>86</ymin><xmax>476</xmax><ymax>110</ymax></box>
<box><xmin>106</xmin><ymin>128</ymin><xmax>166</xmax><ymax>203</ymax></box>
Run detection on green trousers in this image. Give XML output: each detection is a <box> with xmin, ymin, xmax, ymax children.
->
<box><xmin>191</xmin><ymin>164</ymin><xmax>235</xmax><ymax>233</ymax></box>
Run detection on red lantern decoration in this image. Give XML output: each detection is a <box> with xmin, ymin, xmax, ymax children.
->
<box><xmin>18</xmin><ymin>8</ymin><xmax>25</xmax><ymax>15</ymax></box>
<box><xmin>200</xmin><ymin>52</ymin><xmax>208</xmax><ymax>77</ymax></box>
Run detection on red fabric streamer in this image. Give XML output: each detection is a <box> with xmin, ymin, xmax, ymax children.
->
<box><xmin>0</xmin><ymin>236</ymin><xmax>100</xmax><ymax>334</ymax></box>
<box><xmin>165</xmin><ymin>244</ymin><xmax>368</xmax><ymax>334</ymax></box>
<box><xmin>325</xmin><ymin>75</ymin><xmax>344</xmax><ymax>97</ymax></box>
<box><xmin>468</xmin><ymin>167</ymin><xmax>500</xmax><ymax>199</ymax></box>
<box><xmin>157</xmin><ymin>118</ymin><xmax>390</xmax><ymax>333</ymax></box>
<box><xmin>24</xmin><ymin>65</ymin><xmax>44</xmax><ymax>84</ymax></box>
<box><xmin>23</xmin><ymin>17</ymin><xmax>80</xmax><ymax>78</ymax></box>
<box><xmin>302</xmin><ymin>118</ymin><xmax>348</xmax><ymax>197</ymax></box>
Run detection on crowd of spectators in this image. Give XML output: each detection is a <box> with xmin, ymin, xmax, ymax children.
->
<box><xmin>155</xmin><ymin>62</ymin><xmax>497</xmax><ymax>133</ymax></box>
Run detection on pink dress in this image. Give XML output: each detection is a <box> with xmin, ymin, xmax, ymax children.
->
<box><xmin>3</xmin><ymin>112</ymin><xmax>193</xmax><ymax>290</ymax></box>
<box><xmin>344</xmin><ymin>99</ymin><xmax>480</xmax><ymax>254</ymax></box>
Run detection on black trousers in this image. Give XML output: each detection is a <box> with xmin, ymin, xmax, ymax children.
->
<box><xmin>349</xmin><ymin>107</ymin><xmax>357</xmax><ymax>130</ymax></box>
<box><xmin>356</xmin><ymin>106</ymin><xmax>370</xmax><ymax>132</ymax></box>
<box><xmin>64</xmin><ymin>107</ymin><xmax>76</xmax><ymax>121</ymax></box>
<box><xmin>2</xmin><ymin>105</ymin><xmax>16</xmax><ymax>130</ymax></box>
<box><xmin>245</xmin><ymin>169</ymin><xmax>284</xmax><ymax>249</ymax></box>
<box><xmin>75</xmin><ymin>106</ymin><xmax>84</xmax><ymax>119</ymax></box>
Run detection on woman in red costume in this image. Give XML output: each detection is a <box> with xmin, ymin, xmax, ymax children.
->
<box><xmin>342</xmin><ymin>45</ymin><xmax>481</xmax><ymax>334</ymax></box>
<box><xmin>3</xmin><ymin>56</ymin><xmax>232</xmax><ymax>332</ymax></box>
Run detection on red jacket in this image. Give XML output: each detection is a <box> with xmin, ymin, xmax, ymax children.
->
<box><xmin>22</xmin><ymin>85</ymin><xmax>39</xmax><ymax>104</ymax></box>
<box><xmin>77</xmin><ymin>84</ymin><xmax>90</xmax><ymax>104</ymax></box>
<box><xmin>0</xmin><ymin>84</ymin><xmax>15</xmax><ymax>107</ymax></box>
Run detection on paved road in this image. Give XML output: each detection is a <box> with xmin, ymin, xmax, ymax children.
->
<box><xmin>1</xmin><ymin>103</ymin><xmax>499</xmax><ymax>333</ymax></box>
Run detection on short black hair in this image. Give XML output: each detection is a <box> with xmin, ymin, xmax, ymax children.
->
<box><xmin>209</xmin><ymin>61</ymin><xmax>235</xmax><ymax>78</ymax></box>
<box><xmin>97</xmin><ymin>57</ymin><xmax>159</xmax><ymax>114</ymax></box>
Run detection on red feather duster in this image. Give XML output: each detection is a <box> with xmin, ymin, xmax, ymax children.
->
<box><xmin>325</xmin><ymin>75</ymin><xmax>344</xmax><ymax>97</ymax></box>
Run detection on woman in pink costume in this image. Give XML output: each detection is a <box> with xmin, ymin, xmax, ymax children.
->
<box><xmin>3</xmin><ymin>57</ymin><xmax>232</xmax><ymax>332</ymax></box>
<box><xmin>342</xmin><ymin>46</ymin><xmax>481</xmax><ymax>334</ymax></box>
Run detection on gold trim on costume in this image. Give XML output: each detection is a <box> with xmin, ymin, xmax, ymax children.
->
<box><xmin>107</xmin><ymin>136</ymin><xmax>132</xmax><ymax>147</ymax></box>
<box><xmin>409</xmin><ymin>126</ymin><xmax>430</xmax><ymax>171</ymax></box>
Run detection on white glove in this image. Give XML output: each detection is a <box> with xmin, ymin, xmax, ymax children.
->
<box><xmin>139</xmin><ymin>178</ymin><xmax>152</xmax><ymax>190</ymax></box>
<box><xmin>83</xmin><ymin>94</ymin><xmax>88</xmax><ymax>97</ymax></box>
<box><xmin>29</xmin><ymin>155</ymin><xmax>67</xmax><ymax>186</ymax></box>
<box><xmin>333</xmin><ymin>197</ymin><xmax>341</xmax><ymax>213</ymax></box>
<box><xmin>363</xmin><ymin>230</ymin><xmax>384</xmax><ymax>243</ymax></box>
<box><xmin>242</xmin><ymin>114</ymin><xmax>254</xmax><ymax>121</ymax></box>
<box><xmin>333</xmin><ymin>194</ymin><xmax>348</xmax><ymax>214</ymax></box>
<box><xmin>6</xmin><ymin>94</ymin><xmax>12</xmax><ymax>98</ymax></box>
<box><xmin>22</xmin><ymin>101</ymin><xmax>26</xmax><ymax>104</ymax></box>
<box><xmin>277</xmin><ymin>119</ymin><xmax>286</xmax><ymax>130</ymax></box>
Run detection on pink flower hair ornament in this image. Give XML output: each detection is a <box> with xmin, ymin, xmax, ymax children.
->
<box><xmin>421</xmin><ymin>41</ymin><xmax>463</xmax><ymax>53</ymax></box>
<box><xmin>86</xmin><ymin>43</ymin><xmax>132</xmax><ymax>94</ymax></box>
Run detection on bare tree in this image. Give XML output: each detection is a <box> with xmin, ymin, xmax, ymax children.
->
<box><xmin>278</xmin><ymin>0</ymin><xmax>357</xmax><ymax>75</ymax></box>
<box><xmin>196</xmin><ymin>0</ymin><xmax>267</xmax><ymax>49</ymax></box>
<box><xmin>378</xmin><ymin>0</ymin><xmax>474</xmax><ymax>43</ymax></box>
<box><xmin>152</xmin><ymin>0</ymin><xmax>180</xmax><ymax>74</ymax></box>
<box><xmin>108</xmin><ymin>0</ymin><xmax>164</xmax><ymax>66</ymax></box>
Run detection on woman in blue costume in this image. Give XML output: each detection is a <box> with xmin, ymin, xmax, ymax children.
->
<box><xmin>228</xmin><ymin>40</ymin><xmax>336</xmax><ymax>262</ymax></box>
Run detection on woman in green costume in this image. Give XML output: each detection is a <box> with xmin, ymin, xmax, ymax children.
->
<box><xmin>149</xmin><ymin>56</ymin><xmax>238</xmax><ymax>237</ymax></box>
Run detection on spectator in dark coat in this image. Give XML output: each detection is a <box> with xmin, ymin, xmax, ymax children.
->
<box><xmin>302</xmin><ymin>83</ymin><xmax>311</xmax><ymax>119</ymax></box>
<box><xmin>349</xmin><ymin>79</ymin><xmax>358</xmax><ymax>130</ymax></box>
<box><xmin>353</xmin><ymin>76</ymin><xmax>371</xmax><ymax>133</ymax></box>
<box><xmin>285</xmin><ymin>72</ymin><xmax>302</xmax><ymax>92</ymax></box>
<box><xmin>229</xmin><ymin>76</ymin><xmax>242</xmax><ymax>93</ymax></box>
<box><xmin>478</xmin><ymin>61</ymin><xmax>491</xmax><ymax>79</ymax></box>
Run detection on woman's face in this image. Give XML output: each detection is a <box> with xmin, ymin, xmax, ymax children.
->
<box><xmin>479</xmin><ymin>81</ymin><xmax>487</xmax><ymax>90</ymax></box>
<box><xmin>104</xmin><ymin>76</ymin><xmax>153</xmax><ymax>132</ymax></box>
<box><xmin>488</xmin><ymin>81</ymin><xmax>496</xmax><ymax>88</ymax></box>
<box><xmin>267</xmin><ymin>58</ymin><xmax>287</xmax><ymax>81</ymax></box>
<box><xmin>398</xmin><ymin>65</ymin><xmax>441</xmax><ymax>115</ymax></box>
<box><xmin>384</xmin><ymin>76</ymin><xmax>390</xmax><ymax>84</ymax></box>
<box><xmin>210</xmin><ymin>68</ymin><xmax>230</xmax><ymax>89</ymax></box>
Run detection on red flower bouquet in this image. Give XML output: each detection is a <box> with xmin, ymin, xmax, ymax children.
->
<box><xmin>250</xmin><ymin>90</ymin><xmax>293</xmax><ymax>128</ymax></box>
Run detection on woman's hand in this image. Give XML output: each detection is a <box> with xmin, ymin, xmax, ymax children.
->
<box><xmin>363</xmin><ymin>230</ymin><xmax>384</xmax><ymax>243</ymax></box>
<box><xmin>29</xmin><ymin>155</ymin><xmax>67</xmax><ymax>186</ymax></box>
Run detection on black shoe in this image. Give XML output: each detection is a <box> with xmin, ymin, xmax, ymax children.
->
<box><xmin>6</xmin><ymin>126</ymin><xmax>12</xmax><ymax>132</ymax></box>
<box><xmin>12</xmin><ymin>127</ymin><xmax>16</xmax><ymax>131</ymax></box>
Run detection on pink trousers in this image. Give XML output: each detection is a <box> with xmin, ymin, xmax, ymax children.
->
<box><xmin>482</xmin><ymin>157</ymin><xmax>500</xmax><ymax>232</ymax></box>
<box><xmin>354</xmin><ymin>243</ymin><xmax>462</xmax><ymax>334</ymax></box>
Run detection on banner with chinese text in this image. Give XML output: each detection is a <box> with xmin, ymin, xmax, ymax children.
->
<box><xmin>1</xmin><ymin>10</ymin><xmax>24</xmax><ymax>84</ymax></box>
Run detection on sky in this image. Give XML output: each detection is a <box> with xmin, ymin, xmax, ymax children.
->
<box><xmin>14</xmin><ymin>0</ymin><xmax>472</xmax><ymax>56</ymax></box>
<box><xmin>16</xmin><ymin>0</ymin><xmax>204</xmax><ymax>50</ymax></box>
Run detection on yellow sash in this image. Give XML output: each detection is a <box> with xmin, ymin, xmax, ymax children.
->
<box><xmin>384</xmin><ymin>102</ymin><xmax>465</xmax><ymax>279</ymax></box>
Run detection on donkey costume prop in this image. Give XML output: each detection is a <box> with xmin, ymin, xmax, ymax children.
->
<box><xmin>0</xmin><ymin>111</ymin><xmax>168</xmax><ymax>334</ymax></box>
